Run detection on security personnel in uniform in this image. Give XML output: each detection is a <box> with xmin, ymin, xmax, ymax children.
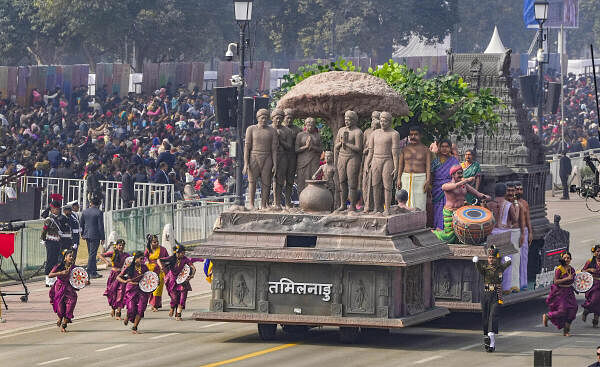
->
<box><xmin>473</xmin><ymin>245</ymin><xmax>511</xmax><ymax>353</ymax></box>
<box><xmin>41</xmin><ymin>200</ymin><xmax>63</xmax><ymax>287</ymax></box>
<box><xmin>64</xmin><ymin>203</ymin><xmax>80</xmax><ymax>258</ymax></box>
<box><xmin>58</xmin><ymin>206</ymin><xmax>72</xmax><ymax>252</ymax></box>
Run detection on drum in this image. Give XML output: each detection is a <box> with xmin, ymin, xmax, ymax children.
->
<box><xmin>176</xmin><ymin>264</ymin><xmax>191</xmax><ymax>285</ymax></box>
<box><xmin>139</xmin><ymin>271</ymin><xmax>159</xmax><ymax>293</ymax></box>
<box><xmin>69</xmin><ymin>267</ymin><xmax>89</xmax><ymax>290</ymax></box>
<box><xmin>452</xmin><ymin>206</ymin><xmax>496</xmax><ymax>245</ymax></box>
<box><xmin>574</xmin><ymin>272</ymin><xmax>594</xmax><ymax>293</ymax></box>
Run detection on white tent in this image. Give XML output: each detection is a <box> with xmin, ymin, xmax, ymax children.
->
<box><xmin>484</xmin><ymin>26</ymin><xmax>506</xmax><ymax>54</ymax></box>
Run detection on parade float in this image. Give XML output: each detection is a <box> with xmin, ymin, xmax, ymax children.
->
<box><xmin>192</xmin><ymin>36</ymin><xmax>569</xmax><ymax>340</ymax></box>
<box><xmin>191</xmin><ymin>72</ymin><xmax>451</xmax><ymax>343</ymax></box>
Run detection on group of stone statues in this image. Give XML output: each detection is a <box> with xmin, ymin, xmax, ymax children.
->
<box><xmin>243</xmin><ymin>108</ymin><xmax>432</xmax><ymax>216</ymax></box>
<box><xmin>244</xmin><ymin>108</ymin><xmax>322</xmax><ymax>210</ymax></box>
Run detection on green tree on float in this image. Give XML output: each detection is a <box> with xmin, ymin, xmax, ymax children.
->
<box><xmin>273</xmin><ymin>58</ymin><xmax>502</xmax><ymax>146</ymax></box>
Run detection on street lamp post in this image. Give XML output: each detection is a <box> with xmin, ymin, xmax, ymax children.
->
<box><xmin>233</xmin><ymin>0</ymin><xmax>253</xmax><ymax>206</ymax></box>
<box><xmin>534</xmin><ymin>0</ymin><xmax>549</xmax><ymax>137</ymax></box>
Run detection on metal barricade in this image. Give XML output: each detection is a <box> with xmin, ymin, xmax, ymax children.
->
<box><xmin>0</xmin><ymin>175</ymin><xmax>175</xmax><ymax>211</ymax></box>
<box><xmin>0</xmin><ymin>219</ymin><xmax>45</xmax><ymax>279</ymax></box>
<box><xmin>22</xmin><ymin>176</ymin><xmax>85</xmax><ymax>206</ymax></box>
<box><xmin>107</xmin><ymin>200</ymin><xmax>232</xmax><ymax>252</ymax></box>
<box><xmin>1</xmin><ymin>200</ymin><xmax>232</xmax><ymax>280</ymax></box>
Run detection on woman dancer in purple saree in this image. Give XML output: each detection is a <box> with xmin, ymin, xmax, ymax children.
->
<box><xmin>582</xmin><ymin>245</ymin><xmax>600</xmax><ymax>327</ymax></box>
<box><xmin>117</xmin><ymin>251</ymin><xmax>150</xmax><ymax>334</ymax></box>
<box><xmin>431</xmin><ymin>140</ymin><xmax>459</xmax><ymax>230</ymax></box>
<box><xmin>48</xmin><ymin>249</ymin><xmax>78</xmax><ymax>332</ymax></box>
<box><xmin>543</xmin><ymin>252</ymin><xmax>578</xmax><ymax>336</ymax></box>
<box><xmin>159</xmin><ymin>244</ymin><xmax>197</xmax><ymax>321</ymax></box>
<box><xmin>99</xmin><ymin>239</ymin><xmax>129</xmax><ymax>320</ymax></box>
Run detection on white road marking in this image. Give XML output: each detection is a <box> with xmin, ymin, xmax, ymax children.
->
<box><xmin>199</xmin><ymin>322</ymin><xmax>227</xmax><ymax>329</ymax></box>
<box><xmin>414</xmin><ymin>356</ymin><xmax>442</xmax><ymax>364</ymax></box>
<box><xmin>37</xmin><ymin>357</ymin><xmax>71</xmax><ymax>365</ymax></box>
<box><xmin>150</xmin><ymin>332</ymin><xmax>180</xmax><ymax>340</ymax></box>
<box><xmin>582</xmin><ymin>239</ymin><xmax>595</xmax><ymax>244</ymax></box>
<box><xmin>0</xmin><ymin>292</ymin><xmax>212</xmax><ymax>339</ymax></box>
<box><xmin>458</xmin><ymin>343</ymin><xmax>481</xmax><ymax>350</ymax></box>
<box><xmin>503</xmin><ymin>331</ymin><xmax>522</xmax><ymax>337</ymax></box>
<box><xmin>95</xmin><ymin>343</ymin><xmax>127</xmax><ymax>352</ymax></box>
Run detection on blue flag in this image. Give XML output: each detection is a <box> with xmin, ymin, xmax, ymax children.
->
<box><xmin>523</xmin><ymin>0</ymin><xmax>540</xmax><ymax>28</ymax></box>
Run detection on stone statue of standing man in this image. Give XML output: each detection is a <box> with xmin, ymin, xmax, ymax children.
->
<box><xmin>271</xmin><ymin>108</ymin><xmax>294</xmax><ymax>209</ymax></box>
<box><xmin>334</xmin><ymin>110</ymin><xmax>363</xmax><ymax>212</ymax></box>
<box><xmin>243</xmin><ymin>109</ymin><xmax>278</xmax><ymax>210</ymax></box>
<box><xmin>283</xmin><ymin>108</ymin><xmax>301</xmax><ymax>207</ymax></box>
<box><xmin>295</xmin><ymin>117</ymin><xmax>322</xmax><ymax>194</ymax></box>
<box><xmin>362</xmin><ymin>111</ymin><xmax>380</xmax><ymax>212</ymax></box>
<box><xmin>364</xmin><ymin>111</ymin><xmax>400</xmax><ymax>215</ymax></box>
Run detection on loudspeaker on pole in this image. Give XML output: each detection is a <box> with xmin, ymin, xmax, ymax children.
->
<box><xmin>519</xmin><ymin>75</ymin><xmax>538</xmax><ymax>107</ymax></box>
<box><xmin>545</xmin><ymin>82</ymin><xmax>561</xmax><ymax>115</ymax></box>
<box><xmin>214</xmin><ymin>87</ymin><xmax>238</xmax><ymax>128</ymax></box>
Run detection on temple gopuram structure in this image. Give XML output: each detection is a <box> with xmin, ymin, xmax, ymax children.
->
<box><xmin>447</xmin><ymin>29</ymin><xmax>550</xmax><ymax>241</ymax></box>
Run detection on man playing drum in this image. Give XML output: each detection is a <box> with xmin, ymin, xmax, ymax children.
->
<box><xmin>434</xmin><ymin>165</ymin><xmax>490</xmax><ymax>243</ymax></box>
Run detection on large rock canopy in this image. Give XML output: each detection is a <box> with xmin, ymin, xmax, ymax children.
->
<box><xmin>276</xmin><ymin>71</ymin><xmax>409</xmax><ymax>135</ymax></box>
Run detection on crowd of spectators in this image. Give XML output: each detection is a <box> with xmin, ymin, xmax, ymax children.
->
<box><xmin>539</xmin><ymin>73</ymin><xmax>600</xmax><ymax>154</ymax></box>
<box><xmin>0</xmin><ymin>84</ymin><xmax>237</xmax><ymax>201</ymax></box>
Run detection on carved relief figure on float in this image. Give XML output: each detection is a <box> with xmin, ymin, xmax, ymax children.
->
<box><xmin>243</xmin><ymin>109</ymin><xmax>278</xmax><ymax>210</ymax></box>
<box><xmin>397</xmin><ymin>126</ymin><xmax>430</xmax><ymax>211</ymax></box>
<box><xmin>334</xmin><ymin>110</ymin><xmax>363</xmax><ymax>212</ymax></box>
<box><xmin>295</xmin><ymin>117</ymin><xmax>323</xmax><ymax>195</ymax></box>
<box><xmin>364</xmin><ymin>111</ymin><xmax>400</xmax><ymax>215</ymax></box>
<box><xmin>362</xmin><ymin>111</ymin><xmax>380</xmax><ymax>212</ymax></box>
<box><xmin>271</xmin><ymin>108</ymin><xmax>294</xmax><ymax>210</ymax></box>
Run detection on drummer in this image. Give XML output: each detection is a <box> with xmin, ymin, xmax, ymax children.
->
<box><xmin>117</xmin><ymin>251</ymin><xmax>149</xmax><ymax>334</ymax></box>
<box><xmin>159</xmin><ymin>244</ymin><xmax>197</xmax><ymax>321</ymax></box>
<box><xmin>582</xmin><ymin>245</ymin><xmax>600</xmax><ymax>327</ymax></box>
<box><xmin>99</xmin><ymin>239</ymin><xmax>130</xmax><ymax>320</ymax></box>
<box><xmin>433</xmin><ymin>165</ymin><xmax>490</xmax><ymax>243</ymax></box>
<box><xmin>48</xmin><ymin>249</ymin><xmax>79</xmax><ymax>332</ymax></box>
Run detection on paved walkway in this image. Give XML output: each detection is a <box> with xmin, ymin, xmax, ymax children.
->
<box><xmin>0</xmin><ymin>190</ymin><xmax>588</xmax><ymax>334</ymax></box>
<box><xmin>0</xmin><ymin>263</ymin><xmax>212</xmax><ymax>333</ymax></box>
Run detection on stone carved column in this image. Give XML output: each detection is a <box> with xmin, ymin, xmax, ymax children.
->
<box><xmin>376</xmin><ymin>272</ymin><xmax>390</xmax><ymax>318</ymax></box>
<box><xmin>331</xmin><ymin>265</ymin><xmax>343</xmax><ymax>317</ymax></box>
<box><xmin>210</xmin><ymin>265</ymin><xmax>225</xmax><ymax>312</ymax></box>
<box><xmin>257</xmin><ymin>264</ymin><xmax>270</xmax><ymax>313</ymax></box>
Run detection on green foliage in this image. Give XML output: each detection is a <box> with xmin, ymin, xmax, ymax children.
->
<box><xmin>0</xmin><ymin>0</ymin><xmax>233</xmax><ymax>67</ymax></box>
<box><xmin>0</xmin><ymin>0</ymin><xmax>457</xmax><ymax>67</ymax></box>
<box><xmin>370</xmin><ymin>60</ymin><xmax>501</xmax><ymax>142</ymax></box>
<box><xmin>272</xmin><ymin>58</ymin><xmax>502</xmax><ymax>145</ymax></box>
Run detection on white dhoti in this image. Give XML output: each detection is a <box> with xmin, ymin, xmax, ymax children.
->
<box><xmin>498</xmin><ymin>228</ymin><xmax>521</xmax><ymax>292</ymax></box>
<box><xmin>509</xmin><ymin>228</ymin><xmax>521</xmax><ymax>291</ymax></box>
<box><xmin>401</xmin><ymin>172</ymin><xmax>427</xmax><ymax>211</ymax></box>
